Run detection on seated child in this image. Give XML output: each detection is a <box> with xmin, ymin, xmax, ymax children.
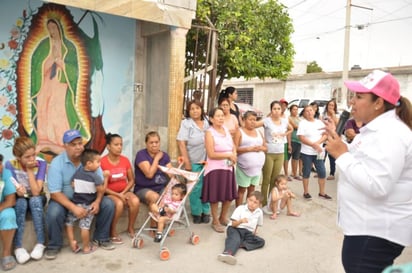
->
<box><xmin>152</xmin><ymin>183</ymin><xmax>187</xmax><ymax>243</ymax></box>
<box><xmin>217</xmin><ymin>191</ymin><xmax>265</xmax><ymax>265</ymax></box>
<box><xmin>65</xmin><ymin>149</ymin><xmax>107</xmax><ymax>254</ymax></box>
<box><xmin>266</xmin><ymin>174</ymin><xmax>300</xmax><ymax>219</ymax></box>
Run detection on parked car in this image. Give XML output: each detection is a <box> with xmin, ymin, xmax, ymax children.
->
<box><xmin>235</xmin><ymin>102</ymin><xmax>264</xmax><ymax>120</ymax></box>
<box><xmin>289</xmin><ymin>98</ymin><xmax>330</xmax><ymax>115</ymax></box>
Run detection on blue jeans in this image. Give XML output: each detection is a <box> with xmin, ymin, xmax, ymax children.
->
<box><xmin>301</xmin><ymin>153</ymin><xmax>326</xmax><ymax>179</ymax></box>
<box><xmin>14</xmin><ymin>195</ymin><xmax>46</xmax><ymax>247</ymax></box>
<box><xmin>46</xmin><ymin>196</ymin><xmax>114</xmax><ymax>250</ymax></box>
<box><xmin>327</xmin><ymin>153</ymin><xmax>336</xmax><ymax>176</ymax></box>
<box><xmin>342</xmin><ymin>235</ymin><xmax>404</xmax><ymax>273</ymax></box>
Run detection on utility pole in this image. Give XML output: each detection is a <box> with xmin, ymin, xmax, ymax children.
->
<box><xmin>342</xmin><ymin>0</ymin><xmax>373</xmax><ymax>108</ymax></box>
<box><xmin>342</xmin><ymin>0</ymin><xmax>351</xmax><ymax>108</ymax></box>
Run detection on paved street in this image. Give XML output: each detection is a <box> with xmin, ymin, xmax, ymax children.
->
<box><xmin>10</xmin><ymin>174</ymin><xmax>412</xmax><ymax>273</ymax></box>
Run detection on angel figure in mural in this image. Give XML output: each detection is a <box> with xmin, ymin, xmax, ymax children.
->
<box><xmin>16</xmin><ymin>3</ymin><xmax>106</xmax><ymax>157</ymax></box>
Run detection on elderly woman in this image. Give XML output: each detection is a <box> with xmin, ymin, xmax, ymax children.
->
<box><xmin>177</xmin><ymin>100</ymin><xmax>210</xmax><ymax>224</ymax></box>
<box><xmin>325</xmin><ymin>70</ymin><xmax>412</xmax><ymax>273</ymax></box>
<box><xmin>134</xmin><ymin>132</ymin><xmax>172</xmax><ymax>216</ymax></box>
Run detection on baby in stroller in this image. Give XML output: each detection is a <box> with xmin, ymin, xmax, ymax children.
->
<box><xmin>152</xmin><ymin>183</ymin><xmax>187</xmax><ymax>242</ymax></box>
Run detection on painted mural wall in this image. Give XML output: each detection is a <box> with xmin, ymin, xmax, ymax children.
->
<box><xmin>0</xmin><ymin>0</ymin><xmax>136</xmax><ymax>162</ymax></box>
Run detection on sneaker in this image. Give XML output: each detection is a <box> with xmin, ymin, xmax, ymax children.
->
<box><xmin>154</xmin><ymin>232</ymin><xmax>163</xmax><ymax>243</ymax></box>
<box><xmin>92</xmin><ymin>239</ymin><xmax>115</xmax><ymax>250</ymax></box>
<box><xmin>44</xmin><ymin>248</ymin><xmax>60</xmax><ymax>260</ymax></box>
<box><xmin>294</xmin><ymin>175</ymin><xmax>303</xmax><ymax>181</ymax></box>
<box><xmin>327</xmin><ymin>175</ymin><xmax>335</xmax><ymax>180</ymax></box>
<box><xmin>30</xmin><ymin>243</ymin><xmax>46</xmax><ymax>260</ymax></box>
<box><xmin>201</xmin><ymin>214</ymin><xmax>210</xmax><ymax>224</ymax></box>
<box><xmin>303</xmin><ymin>193</ymin><xmax>312</xmax><ymax>199</ymax></box>
<box><xmin>318</xmin><ymin>193</ymin><xmax>332</xmax><ymax>200</ymax></box>
<box><xmin>287</xmin><ymin>176</ymin><xmax>293</xmax><ymax>181</ymax></box>
<box><xmin>192</xmin><ymin>215</ymin><xmax>202</xmax><ymax>224</ymax></box>
<box><xmin>15</xmin><ymin>248</ymin><xmax>30</xmax><ymax>264</ymax></box>
<box><xmin>262</xmin><ymin>205</ymin><xmax>272</xmax><ymax>215</ymax></box>
<box><xmin>217</xmin><ymin>253</ymin><xmax>237</xmax><ymax>265</ymax></box>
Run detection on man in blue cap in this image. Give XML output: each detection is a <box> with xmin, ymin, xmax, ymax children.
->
<box><xmin>44</xmin><ymin>129</ymin><xmax>115</xmax><ymax>259</ymax></box>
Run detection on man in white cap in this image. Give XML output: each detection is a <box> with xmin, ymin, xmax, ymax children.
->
<box><xmin>45</xmin><ymin>129</ymin><xmax>115</xmax><ymax>259</ymax></box>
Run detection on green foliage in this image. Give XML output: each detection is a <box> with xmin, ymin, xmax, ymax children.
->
<box><xmin>306</xmin><ymin>61</ymin><xmax>323</xmax><ymax>73</ymax></box>
<box><xmin>186</xmin><ymin>0</ymin><xmax>295</xmax><ymax>86</ymax></box>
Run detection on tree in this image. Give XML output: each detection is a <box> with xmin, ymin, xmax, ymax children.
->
<box><xmin>186</xmin><ymin>0</ymin><xmax>295</xmax><ymax>107</ymax></box>
<box><xmin>306</xmin><ymin>61</ymin><xmax>323</xmax><ymax>73</ymax></box>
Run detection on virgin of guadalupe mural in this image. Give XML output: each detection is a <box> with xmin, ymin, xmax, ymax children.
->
<box><xmin>16</xmin><ymin>3</ymin><xmax>106</xmax><ymax>156</ymax></box>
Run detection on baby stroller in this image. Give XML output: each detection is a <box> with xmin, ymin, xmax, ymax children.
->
<box><xmin>131</xmin><ymin>161</ymin><xmax>205</xmax><ymax>260</ymax></box>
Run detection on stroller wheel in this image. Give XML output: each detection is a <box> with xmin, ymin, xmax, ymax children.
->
<box><xmin>168</xmin><ymin>229</ymin><xmax>176</xmax><ymax>237</ymax></box>
<box><xmin>191</xmin><ymin>234</ymin><xmax>200</xmax><ymax>245</ymax></box>
<box><xmin>159</xmin><ymin>247</ymin><xmax>170</xmax><ymax>261</ymax></box>
<box><xmin>132</xmin><ymin>237</ymin><xmax>144</xmax><ymax>249</ymax></box>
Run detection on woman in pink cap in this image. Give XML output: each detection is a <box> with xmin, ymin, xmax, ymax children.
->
<box><xmin>324</xmin><ymin>70</ymin><xmax>412</xmax><ymax>273</ymax></box>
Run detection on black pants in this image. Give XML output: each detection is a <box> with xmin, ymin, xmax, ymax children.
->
<box><xmin>342</xmin><ymin>235</ymin><xmax>404</xmax><ymax>273</ymax></box>
<box><xmin>224</xmin><ymin>226</ymin><xmax>265</xmax><ymax>256</ymax></box>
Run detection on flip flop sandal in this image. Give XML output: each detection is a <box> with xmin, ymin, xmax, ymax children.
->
<box><xmin>1</xmin><ymin>256</ymin><xmax>16</xmax><ymax>271</ymax></box>
<box><xmin>83</xmin><ymin>244</ymin><xmax>98</xmax><ymax>255</ymax></box>
<box><xmin>71</xmin><ymin>240</ymin><xmax>81</xmax><ymax>253</ymax></box>
<box><xmin>212</xmin><ymin>224</ymin><xmax>225</xmax><ymax>233</ymax></box>
<box><xmin>111</xmin><ymin>236</ymin><xmax>124</xmax><ymax>245</ymax></box>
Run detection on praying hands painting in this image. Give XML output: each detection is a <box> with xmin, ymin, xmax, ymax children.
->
<box><xmin>16</xmin><ymin>3</ymin><xmax>106</xmax><ymax>157</ymax></box>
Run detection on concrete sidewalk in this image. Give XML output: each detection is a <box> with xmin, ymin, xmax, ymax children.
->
<box><xmin>10</xmin><ymin>174</ymin><xmax>412</xmax><ymax>273</ymax></box>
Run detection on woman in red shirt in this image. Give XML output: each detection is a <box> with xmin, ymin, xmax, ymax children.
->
<box><xmin>101</xmin><ymin>133</ymin><xmax>140</xmax><ymax>243</ymax></box>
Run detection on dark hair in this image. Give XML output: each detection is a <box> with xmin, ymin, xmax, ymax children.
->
<box><xmin>0</xmin><ymin>154</ymin><xmax>3</xmax><ymax>163</ymax></box>
<box><xmin>289</xmin><ymin>104</ymin><xmax>298</xmax><ymax>111</ymax></box>
<box><xmin>270</xmin><ymin>100</ymin><xmax>281</xmax><ymax>111</ymax></box>
<box><xmin>300</xmin><ymin>105</ymin><xmax>313</xmax><ymax>118</ymax></box>
<box><xmin>80</xmin><ymin>148</ymin><xmax>100</xmax><ymax>166</ymax></box>
<box><xmin>323</xmin><ymin>99</ymin><xmax>338</xmax><ymax>115</ymax></box>
<box><xmin>218</xmin><ymin>97</ymin><xmax>230</xmax><ymax>106</ymax></box>
<box><xmin>371</xmin><ymin>94</ymin><xmax>412</xmax><ymax>130</ymax></box>
<box><xmin>185</xmin><ymin>100</ymin><xmax>205</xmax><ymax>120</ymax></box>
<box><xmin>207</xmin><ymin>107</ymin><xmax>224</xmax><ymax>125</ymax></box>
<box><xmin>218</xmin><ymin>86</ymin><xmax>236</xmax><ymax>103</ymax></box>
<box><xmin>309</xmin><ymin>101</ymin><xmax>320</xmax><ymax>119</ymax></box>
<box><xmin>105</xmin><ymin>133</ymin><xmax>122</xmax><ymax>145</ymax></box>
<box><xmin>243</xmin><ymin>110</ymin><xmax>257</xmax><ymax>119</ymax></box>
<box><xmin>249</xmin><ymin>191</ymin><xmax>263</xmax><ymax>203</ymax></box>
<box><xmin>172</xmin><ymin>183</ymin><xmax>187</xmax><ymax>196</ymax></box>
<box><xmin>145</xmin><ymin>131</ymin><xmax>160</xmax><ymax>142</ymax></box>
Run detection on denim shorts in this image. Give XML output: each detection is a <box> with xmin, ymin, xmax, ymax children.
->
<box><xmin>300</xmin><ymin>153</ymin><xmax>326</xmax><ymax>179</ymax></box>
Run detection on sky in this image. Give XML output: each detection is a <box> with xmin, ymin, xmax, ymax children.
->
<box><xmin>279</xmin><ymin>0</ymin><xmax>412</xmax><ymax>72</ymax></box>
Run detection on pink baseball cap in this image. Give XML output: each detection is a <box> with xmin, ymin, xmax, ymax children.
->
<box><xmin>344</xmin><ymin>70</ymin><xmax>400</xmax><ymax>105</ymax></box>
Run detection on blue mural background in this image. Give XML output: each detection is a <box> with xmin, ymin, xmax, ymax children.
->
<box><xmin>0</xmin><ymin>0</ymin><xmax>136</xmax><ymax>161</ymax></box>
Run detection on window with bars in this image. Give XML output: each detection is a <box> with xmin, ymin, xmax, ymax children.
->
<box><xmin>236</xmin><ymin>88</ymin><xmax>254</xmax><ymax>104</ymax></box>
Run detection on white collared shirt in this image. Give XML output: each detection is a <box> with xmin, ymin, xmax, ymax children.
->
<box><xmin>336</xmin><ymin>109</ymin><xmax>412</xmax><ymax>246</ymax></box>
<box><xmin>230</xmin><ymin>204</ymin><xmax>263</xmax><ymax>232</ymax></box>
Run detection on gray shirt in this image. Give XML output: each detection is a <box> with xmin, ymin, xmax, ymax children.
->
<box><xmin>176</xmin><ymin>118</ymin><xmax>209</xmax><ymax>163</ymax></box>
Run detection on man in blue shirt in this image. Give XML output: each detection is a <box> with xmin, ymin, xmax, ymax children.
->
<box><xmin>45</xmin><ymin>130</ymin><xmax>115</xmax><ymax>260</ymax></box>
